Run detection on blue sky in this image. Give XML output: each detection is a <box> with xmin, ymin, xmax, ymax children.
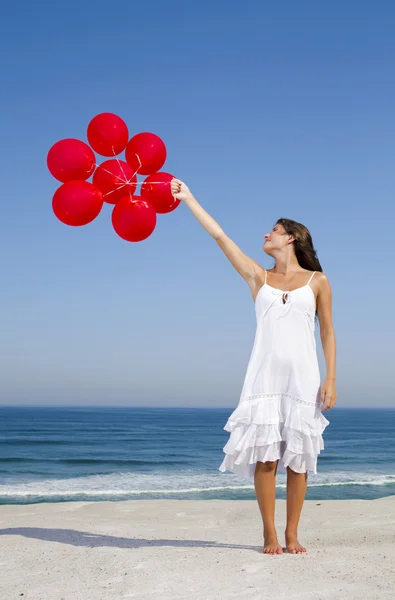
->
<box><xmin>0</xmin><ymin>1</ymin><xmax>393</xmax><ymax>407</ymax></box>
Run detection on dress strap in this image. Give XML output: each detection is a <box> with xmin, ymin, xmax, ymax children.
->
<box><xmin>307</xmin><ymin>271</ymin><xmax>316</xmax><ymax>285</ymax></box>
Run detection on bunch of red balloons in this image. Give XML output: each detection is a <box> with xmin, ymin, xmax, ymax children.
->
<box><xmin>47</xmin><ymin>113</ymin><xmax>180</xmax><ymax>242</ymax></box>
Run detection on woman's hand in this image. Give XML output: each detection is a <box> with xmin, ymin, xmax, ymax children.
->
<box><xmin>321</xmin><ymin>379</ymin><xmax>337</xmax><ymax>411</ymax></box>
<box><xmin>170</xmin><ymin>178</ymin><xmax>193</xmax><ymax>202</ymax></box>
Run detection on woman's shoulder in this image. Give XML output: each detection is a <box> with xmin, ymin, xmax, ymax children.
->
<box><xmin>311</xmin><ymin>271</ymin><xmax>331</xmax><ymax>293</ymax></box>
<box><xmin>313</xmin><ymin>270</ymin><xmax>329</xmax><ymax>282</ymax></box>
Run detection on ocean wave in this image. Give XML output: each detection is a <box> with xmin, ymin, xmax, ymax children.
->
<box><xmin>0</xmin><ymin>471</ymin><xmax>394</xmax><ymax>500</ymax></box>
<box><xmin>0</xmin><ymin>457</ymin><xmax>185</xmax><ymax>465</ymax></box>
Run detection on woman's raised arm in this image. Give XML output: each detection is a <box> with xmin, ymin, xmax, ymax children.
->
<box><xmin>170</xmin><ymin>178</ymin><xmax>263</xmax><ymax>287</ymax></box>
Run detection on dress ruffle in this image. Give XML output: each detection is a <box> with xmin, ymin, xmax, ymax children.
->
<box><xmin>218</xmin><ymin>393</ymin><xmax>330</xmax><ymax>477</ymax></box>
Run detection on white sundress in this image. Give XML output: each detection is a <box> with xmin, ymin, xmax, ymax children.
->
<box><xmin>219</xmin><ymin>269</ymin><xmax>330</xmax><ymax>477</ymax></box>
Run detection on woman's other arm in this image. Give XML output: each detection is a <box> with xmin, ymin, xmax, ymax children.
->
<box><xmin>316</xmin><ymin>273</ymin><xmax>337</xmax><ymax>411</ymax></box>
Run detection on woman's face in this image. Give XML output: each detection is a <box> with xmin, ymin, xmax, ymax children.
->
<box><xmin>263</xmin><ymin>223</ymin><xmax>291</xmax><ymax>255</ymax></box>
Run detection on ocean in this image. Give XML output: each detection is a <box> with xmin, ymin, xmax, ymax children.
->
<box><xmin>0</xmin><ymin>406</ymin><xmax>394</xmax><ymax>505</ymax></box>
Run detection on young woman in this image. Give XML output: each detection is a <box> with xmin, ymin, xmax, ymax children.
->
<box><xmin>170</xmin><ymin>178</ymin><xmax>337</xmax><ymax>556</ymax></box>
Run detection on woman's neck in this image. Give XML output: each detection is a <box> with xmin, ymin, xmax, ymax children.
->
<box><xmin>272</xmin><ymin>253</ymin><xmax>300</xmax><ymax>275</ymax></box>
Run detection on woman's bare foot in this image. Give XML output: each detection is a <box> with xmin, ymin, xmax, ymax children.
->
<box><xmin>263</xmin><ymin>532</ymin><xmax>284</xmax><ymax>555</ymax></box>
<box><xmin>285</xmin><ymin>530</ymin><xmax>307</xmax><ymax>554</ymax></box>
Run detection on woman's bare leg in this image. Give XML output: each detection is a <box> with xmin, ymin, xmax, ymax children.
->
<box><xmin>254</xmin><ymin>460</ymin><xmax>283</xmax><ymax>554</ymax></box>
<box><xmin>285</xmin><ymin>466</ymin><xmax>308</xmax><ymax>553</ymax></box>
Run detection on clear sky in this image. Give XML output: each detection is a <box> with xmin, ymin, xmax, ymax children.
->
<box><xmin>0</xmin><ymin>1</ymin><xmax>393</xmax><ymax>407</ymax></box>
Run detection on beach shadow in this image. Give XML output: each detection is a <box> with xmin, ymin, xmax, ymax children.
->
<box><xmin>0</xmin><ymin>527</ymin><xmax>267</xmax><ymax>553</ymax></box>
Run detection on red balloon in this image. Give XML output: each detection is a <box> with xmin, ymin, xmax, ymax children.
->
<box><xmin>93</xmin><ymin>159</ymin><xmax>137</xmax><ymax>204</ymax></box>
<box><xmin>52</xmin><ymin>180</ymin><xmax>103</xmax><ymax>226</ymax></box>
<box><xmin>141</xmin><ymin>172</ymin><xmax>180</xmax><ymax>214</ymax></box>
<box><xmin>112</xmin><ymin>196</ymin><xmax>157</xmax><ymax>242</ymax></box>
<box><xmin>87</xmin><ymin>113</ymin><xmax>129</xmax><ymax>156</ymax></box>
<box><xmin>47</xmin><ymin>139</ymin><xmax>95</xmax><ymax>183</ymax></box>
<box><xmin>125</xmin><ymin>132</ymin><xmax>167</xmax><ymax>175</ymax></box>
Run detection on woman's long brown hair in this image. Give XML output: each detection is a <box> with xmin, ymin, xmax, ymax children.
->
<box><xmin>276</xmin><ymin>218</ymin><xmax>323</xmax><ymax>272</ymax></box>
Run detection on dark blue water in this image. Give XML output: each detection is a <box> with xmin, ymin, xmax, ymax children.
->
<box><xmin>0</xmin><ymin>406</ymin><xmax>394</xmax><ymax>504</ymax></box>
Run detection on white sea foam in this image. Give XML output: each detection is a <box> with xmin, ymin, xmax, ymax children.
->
<box><xmin>0</xmin><ymin>470</ymin><xmax>394</xmax><ymax>499</ymax></box>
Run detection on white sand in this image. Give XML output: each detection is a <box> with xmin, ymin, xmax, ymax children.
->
<box><xmin>1</xmin><ymin>496</ymin><xmax>394</xmax><ymax>600</ymax></box>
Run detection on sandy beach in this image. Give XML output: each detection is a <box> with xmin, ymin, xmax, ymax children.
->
<box><xmin>0</xmin><ymin>495</ymin><xmax>394</xmax><ymax>600</ymax></box>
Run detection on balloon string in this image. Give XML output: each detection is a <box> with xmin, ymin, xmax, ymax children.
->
<box><xmin>112</xmin><ymin>147</ymin><xmax>137</xmax><ymax>202</ymax></box>
<box><xmin>93</xmin><ymin>163</ymin><xmax>135</xmax><ymax>185</ymax></box>
<box><xmin>93</xmin><ymin>164</ymin><xmax>171</xmax><ymax>187</ymax></box>
<box><xmin>93</xmin><ymin>153</ymin><xmax>176</xmax><ymax>204</ymax></box>
<box><xmin>111</xmin><ymin>146</ymin><xmax>130</xmax><ymax>183</ymax></box>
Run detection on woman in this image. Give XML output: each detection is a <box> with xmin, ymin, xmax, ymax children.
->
<box><xmin>170</xmin><ymin>178</ymin><xmax>337</xmax><ymax>556</ymax></box>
